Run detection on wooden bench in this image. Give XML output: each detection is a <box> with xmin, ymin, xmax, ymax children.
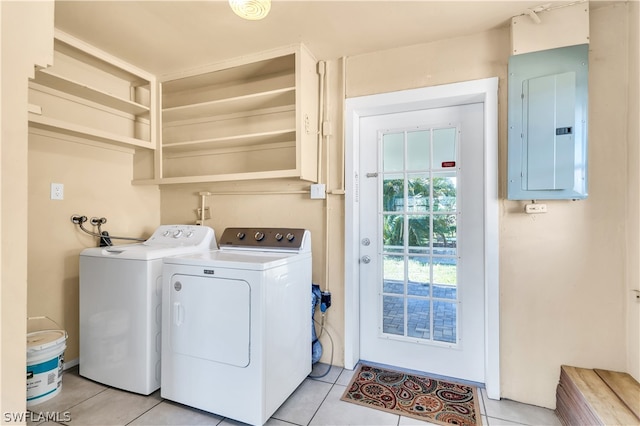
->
<box><xmin>556</xmin><ymin>365</ymin><xmax>640</xmax><ymax>425</ymax></box>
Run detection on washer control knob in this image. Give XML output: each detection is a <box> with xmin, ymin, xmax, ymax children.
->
<box><xmin>186</xmin><ymin>231</ymin><xmax>194</xmax><ymax>238</ymax></box>
<box><xmin>254</xmin><ymin>231</ymin><xmax>265</xmax><ymax>241</ymax></box>
<box><xmin>163</xmin><ymin>230</ymin><xmax>171</xmax><ymax>237</ymax></box>
<box><xmin>275</xmin><ymin>233</ymin><xmax>283</xmax><ymax>241</ymax></box>
<box><xmin>173</xmin><ymin>230</ymin><xmax>183</xmax><ymax>238</ymax></box>
<box><xmin>286</xmin><ymin>233</ymin><xmax>295</xmax><ymax>242</ymax></box>
<box><xmin>236</xmin><ymin>232</ymin><xmax>246</xmax><ymax>240</ymax></box>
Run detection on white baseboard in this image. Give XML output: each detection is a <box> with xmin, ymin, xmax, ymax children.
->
<box><xmin>63</xmin><ymin>357</ymin><xmax>79</xmax><ymax>370</ymax></box>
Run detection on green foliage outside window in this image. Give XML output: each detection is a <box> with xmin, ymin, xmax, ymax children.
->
<box><xmin>383</xmin><ymin>177</ymin><xmax>457</xmax><ymax>248</ymax></box>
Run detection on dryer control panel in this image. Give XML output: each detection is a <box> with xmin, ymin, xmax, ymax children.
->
<box><xmin>219</xmin><ymin>228</ymin><xmax>308</xmax><ymax>252</ymax></box>
<box><xmin>145</xmin><ymin>225</ymin><xmax>215</xmax><ymax>248</ymax></box>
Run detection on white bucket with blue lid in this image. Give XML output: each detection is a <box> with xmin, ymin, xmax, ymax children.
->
<box><xmin>26</xmin><ymin>317</ymin><xmax>67</xmax><ymax>406</ymax></box>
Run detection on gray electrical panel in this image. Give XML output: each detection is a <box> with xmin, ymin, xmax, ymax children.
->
<box><xmin>507</xmin><ymin>44</ymin><xmax>588</xmax><ymax>200</ymax></box>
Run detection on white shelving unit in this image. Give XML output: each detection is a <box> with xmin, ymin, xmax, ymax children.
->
<box><xmin>28</xmin><ymin>30</ymin><xmax>158</xmax><ymax>163</ymax></box>
<box><xmin>28</xmin><ymin>32</ymin><xmax>318</xmax><ymax>186</ymax></box>
<box><xmin>136</xmin><ymin>43</ymin><xmax>318</xmax><ymax>185</ymax></box>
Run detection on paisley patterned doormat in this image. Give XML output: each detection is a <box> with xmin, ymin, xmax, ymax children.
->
<box><xmin>341</xmin><ymin>364</ymin><xmax>482</xmax><ymax>426</ymax></box>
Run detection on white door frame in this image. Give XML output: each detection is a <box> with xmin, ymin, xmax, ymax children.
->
<box><xmin>344</xmin><ymin>77</ymin><xmax>500</xmax><ymax>400</ymax></box>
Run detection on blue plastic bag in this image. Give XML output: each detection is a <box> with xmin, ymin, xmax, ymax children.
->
<box><xmin>311</xmin><ymin>284</ymin><xmax>323</xmax><ymax>364</ymax></box>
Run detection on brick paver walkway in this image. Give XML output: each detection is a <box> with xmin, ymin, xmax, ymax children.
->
<box><xmin>382</xmin><ymin>280</ymin><xmax>457</xmax><ymax>343</ymax></box>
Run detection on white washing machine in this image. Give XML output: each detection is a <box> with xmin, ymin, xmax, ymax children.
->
<box><xmin>161</xmin><ymin>227</ymin><xmax>312</xmax><ymax>426</ymax></box>
<box><xmin>79</xmin><ymin>225</ymin><xmax>216</xmax><ymax>395</ymax></box>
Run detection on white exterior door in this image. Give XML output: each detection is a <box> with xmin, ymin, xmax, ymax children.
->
<box><xmin>359</xmin><ymin>102</ymin><xmax>485</xmax><ymax>383</ymax></box>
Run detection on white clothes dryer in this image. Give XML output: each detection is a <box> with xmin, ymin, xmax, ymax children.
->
<box><xmin>161</xmin><ymin>227</ymin><xmax>312</xmax><ymax>426</ymax></box>
<box><xmin>79</xmin><ymin>225</ymin><xmax>216</xmax><ymax>395</ymax></box>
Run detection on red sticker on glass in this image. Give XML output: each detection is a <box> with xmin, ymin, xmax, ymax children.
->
<box><xmin>442</xmin><ymin>161</ymin><xmax>456</xmax><ymax>168</ymax></box>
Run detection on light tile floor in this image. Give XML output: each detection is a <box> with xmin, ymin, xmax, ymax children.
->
<box><xmin>27</xmin><ymin>363</ymin><xmax>561</xmax><ymax>426</ymax></box>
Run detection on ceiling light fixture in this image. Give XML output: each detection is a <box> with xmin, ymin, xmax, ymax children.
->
<box><xmin>229</xmin><ymin>0</ymin><xmax>271</xmax><ymax>20</ymax></box>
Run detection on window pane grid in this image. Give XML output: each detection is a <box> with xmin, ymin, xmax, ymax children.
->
<box><xmin>380</xmin><ymin>127</ymin><xmax>459</xmax><ymax>345</ymax></box>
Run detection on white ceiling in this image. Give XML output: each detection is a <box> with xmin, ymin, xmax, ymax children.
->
<box><xmin>54</xmin><ymin>1</ymin><xmax>572</xmax><ymax>77</ymax></box>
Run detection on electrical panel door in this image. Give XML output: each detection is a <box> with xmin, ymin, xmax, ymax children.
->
<box><xmin>507</xmin><ymin>44</ymin><xmax>588</xmax><ymax>200</ymax></box>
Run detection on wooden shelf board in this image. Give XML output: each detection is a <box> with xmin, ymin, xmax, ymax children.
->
<box><xmin>162</xmin><ymin>87</ymin><xmax>295</xmax><ymax>122</ymax></box>
<box><xmin>162</xmin><ymin>104</ymin><xmax>295</xmax><ymax>128</ymax></box>
<box><xmin>55</xmin><ymin>30</ymin><xmax>155</xmax><ymax>83</ymax></box>
<box><xmin>161</xmin><ymin>51</ymin><xmax>295</xmax><ymax>92</ymax></box>
<box><xmin>33</xmin><ymin>70</ymin><xmax>150</xmax><ymax>115</ymax></box>
<box><xmin>137</xmin><ymin>169</ymin><xmax>301</xmax><ymax>185</ymax></box>
<box><xmin>165</xmin><ymin>142</ymin><xmax>295</xmax><ymax>160</ymax></box>
<box><xmin>163</xmin><ymin>129</ymin><xmax>296</xmax><ymax>153</ymax></box>
<box><xmin>29</xmin><ymin>114</ymin><xmax>154</xmax><ymax>150</ymax></box>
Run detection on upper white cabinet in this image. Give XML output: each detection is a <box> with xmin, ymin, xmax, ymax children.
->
<box><xmin>147</xmin><ymin>43</ymin><xmax>319</xmax><ymax>184</ymax></box>
<box><xmin>28</xmin><ymin>32</ymin><xmax>318</xmax><ymax>185</ymax></box>
<box><xmin>28</xmin><ymin>30</ymin><xmax>158</xmax><ymax>152</ymax></box>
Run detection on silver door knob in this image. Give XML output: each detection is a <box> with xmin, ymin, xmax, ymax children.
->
<box><xmin>361</xmin><ymin>255</ymin><xmax>371</xmax><ymax>264</ymax></box>
<box><xmin>362</xmin><ymin>238</ymin><xmax>371</xmax><ymax>246</ymax></box>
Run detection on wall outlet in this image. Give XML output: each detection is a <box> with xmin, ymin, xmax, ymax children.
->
<box><xmin>525</xmin><ymin>203</ymin><xmax>547</xmax><ymax>214</ymax></box>
<box><xmin>50</xmin><ymin>183</ymin><xmax>64</xmax><ymax>200</ymax></box>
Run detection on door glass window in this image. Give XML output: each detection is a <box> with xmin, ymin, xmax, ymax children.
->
<box><xmin>407</xmin><ymin>130</ymin><xmax>430</xmax><ymax>170</ymax></box>
<box><xmin>433</xmin><ymin>127</ymin><xmax>457</xmax><ymax>167</ymax></box>
<box><xmin>383</xmin><ymin>133</ymin><xmax>404</xmax><ymax>172</ymax></box>
<box><xmin>380</xmin><ymin>127</ymin><xmax>459</xmax><ymax>345</ymax></box>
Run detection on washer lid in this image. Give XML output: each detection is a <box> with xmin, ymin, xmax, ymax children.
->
<box><xmin>79</xmin><ymin>225</ymin><xmax>217</xmax><ymax>260</ymax></box>
<box><xmin>81</xmin><ymin>244</ymin><xmax>217</xmax><ymax>260</ymax></box>
<box><xmin>163</xmin><ymin>249</ymin><xmax>309</xmax><ymax>270</ymax></box>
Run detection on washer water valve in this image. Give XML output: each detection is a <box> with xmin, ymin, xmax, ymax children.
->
<box><xmin>320</xmin><ymin>291</ymin><xmax>331</xmax><ymax>312</ymax></box>
<box><xmin>90</xmin><ymin>217</ymin><xmax>107</xmax><ymax>226</ymax></box>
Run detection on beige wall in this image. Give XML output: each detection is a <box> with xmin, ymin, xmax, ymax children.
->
<box><xmin>1</xmin><ymin>0</ymin><xmax>54</xmax><ymax>418</ymax></box>
<box><xmin>342</xmin><ymin>3</ymin><xmax>632</xmax><ymax>409</ymax></box>
<box><xmin>27</xmin><ymin>132</ymin><xmax>160</xmax><ymax>361</ymax></box>
<box><xmin>627</xmin><ymin>0</ymin><xmax>640</xmax><ymax>381</ymax></box>
<box><xmin>346</xmin><ymin>28</ymin><xmax>509</xmax><ymax>98</ymax></box>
